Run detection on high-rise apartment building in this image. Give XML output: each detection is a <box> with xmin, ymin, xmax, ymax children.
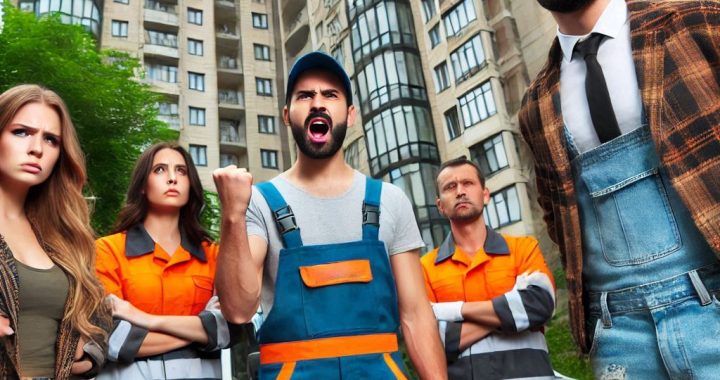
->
<box><xmin>13</xmin><ymin>0</ymin><xmax>290</xmax><ymax>188</ymax></box>
<box><xmin>277</xmin><ymin>0</ymin><xmax>557</xmax><ymax>252</ymax></box>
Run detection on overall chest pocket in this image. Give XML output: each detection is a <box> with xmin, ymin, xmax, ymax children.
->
<box><xmin>299</xmin><ymin>259</ymin><xmax>380</xmax><ymax>337</ymax></box>
<box><xmin>578</xmin><ymin>139</ymin><xmax>680</xmax><ymax>266</ymax></box>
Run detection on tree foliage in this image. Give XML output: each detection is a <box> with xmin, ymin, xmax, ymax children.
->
<box><xmin>0</xmin><ymin>4</ymin><xmax>177</xmax><ymax>234</ymax></box>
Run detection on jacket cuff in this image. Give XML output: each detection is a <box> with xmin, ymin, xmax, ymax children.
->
<box><xmin>108</xmin><ymin>319</ymin><xmax>149</xmax><ymax>363</ymax></box>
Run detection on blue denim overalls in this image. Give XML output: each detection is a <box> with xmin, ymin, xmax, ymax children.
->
<box><xmin>255</xmin><ymin>177</ymin><xmax>408</xmax><ymax>379</ymax></box>
<box><xmin>567</xmin><ymin>124</ymin><xmax>720</xmax><ymax>379</ymax></box>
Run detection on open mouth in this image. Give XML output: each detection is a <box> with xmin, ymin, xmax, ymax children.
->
<box><xmin>307</xmin><ymin>116</ymin><xmax>332</xmax><ymax>143</ymax></box>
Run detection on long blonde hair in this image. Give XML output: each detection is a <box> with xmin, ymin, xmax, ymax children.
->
<box><xmin>0</xmin><ymin>84</ymin><xmax>109</xmax><ymax>346</ymax></box>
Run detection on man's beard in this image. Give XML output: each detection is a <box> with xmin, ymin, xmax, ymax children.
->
<box><xmin>536</xmin><ymin>0</ymin><xmax>594</xmax><ymax>13</ymax></box>
<box><xmin>447</xmin><ymin>202</ymin><xmax>484</xmax><ymax>223</ymax></box>
<box><xmin>290</xmin><ymin>114</ymin><xmax>347</xmax><ymax>159</ymax></box>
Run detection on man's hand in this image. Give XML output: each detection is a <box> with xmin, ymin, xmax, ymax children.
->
<box><xmin>0</xmin><ymin>315</ymin><xmax>13</xmax><ymax>337</ymax></box>
<box><xmin>70</xmin><ymin>336</ymin><xmax>92</xmax><ymax>375</ymax></box>
<box><xmin>213</xmin><ymin>166</ymin><xmax>253</xmax><ymax>217</ymax></box>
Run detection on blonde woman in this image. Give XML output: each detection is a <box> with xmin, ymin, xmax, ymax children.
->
<box><xmin>0</xmin><ymin>84</ymin><xmax>111</xmax><ymax>379</ymax></box>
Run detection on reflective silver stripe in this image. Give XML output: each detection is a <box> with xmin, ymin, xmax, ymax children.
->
<box><xmin>437</xmin><ymin>320</ymin><xmax>448</xmax><ymax>347</ymax></box>
<box><xmin>459</xmin><ymin>330</ymin><xmax>548</xmax><ymax>358</ymax></box>
<box><xmin>506</xmin><ymin>289</ymin><xmax>530</xmax><ymax>331</ymax></box>
<box><xmin>209</xmin><ymin>308</ymin><xmax>230</xmax><ymax>349</ymax></box>
<box><xmin>97</xmin><ymin>357</ymin><xmax>221</xmax><ymax>380</ymax></box>
<box><xmin>107</xmin><ymin>320</ymin><xmax>132</xmax><ymax>361</ymax></box>
<box><xmin>526</xmin><ymin>272</ymin><xmax>556</xmax><ymax>305</ymax></box>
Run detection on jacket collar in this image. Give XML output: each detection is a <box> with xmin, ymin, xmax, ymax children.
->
<box><xmin>435</xmin><ymin>226</ymin><xmax>510</xmax><ymax>264</ymax></box>
<box><xmin>125</xmin><ymin>223</ymin><xmax>206</xmax><ymax>262</ymax></box>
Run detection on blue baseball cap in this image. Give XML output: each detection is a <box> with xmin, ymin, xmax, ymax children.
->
<box><xmin>285</xmin><ymin>51</ymin><xmax>353</xmax><ymax>105</ymax></box>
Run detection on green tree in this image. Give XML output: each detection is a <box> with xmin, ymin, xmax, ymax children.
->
<box><xmin>0</xmin><ymin>3</ymin><xmax>177</xmax><ymax>234</ymax></box>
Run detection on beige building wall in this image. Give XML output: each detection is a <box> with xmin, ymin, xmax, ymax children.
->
<box><xmin>14</xmin><ymin>0</ymin><xmax>292</xmax><ymax>189</ymax></box>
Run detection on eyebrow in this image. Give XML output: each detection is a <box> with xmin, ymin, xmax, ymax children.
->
<box><xmin>13</xmin><ymin>123</ymin><xmax>61</xmax><ymax>141</ymax></box>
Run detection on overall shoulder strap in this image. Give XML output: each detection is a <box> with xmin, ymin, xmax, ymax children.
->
<box><xmin>255</xmin><ymin>182</ymin><xmax>303</xmax><ymax>249</ymax></box>
<box><xmin>362</xmin><ymin>177</ymin><xmax>382</xmax><ymax>241</ymax></box>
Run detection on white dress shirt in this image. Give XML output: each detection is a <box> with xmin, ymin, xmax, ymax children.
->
<box><xmin>558</xmin><ymin>0</ymin><xmax>643</xmax><ymax>153</ymax></box>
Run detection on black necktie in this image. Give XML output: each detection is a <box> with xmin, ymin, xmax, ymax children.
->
<box><xmin>575</xmin><ymin>33</ymin><xmax>621</xmax><ymax>143</ymax></box>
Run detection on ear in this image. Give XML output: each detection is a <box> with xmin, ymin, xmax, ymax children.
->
<box><xmin>282</xmin><ymin>105</ymin><xmax>290</xmax><ymax>128</ymax></box>
<box><xmin>346</xmin><ymin>104</ymin><xmax>357</xmax><ymax>128</ymax></box>
<box><xmin>436</xmin><ymin>197</ymin><xmax>446</xmax><ymax>216</ymax></box>
<box><xmin>482</xmin><ymin>186</ymin><xmax>490</xmax><ymax>205</ymax></box>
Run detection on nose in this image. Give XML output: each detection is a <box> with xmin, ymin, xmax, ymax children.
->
<box><xmin>310</xmin><ymin>96</ymin><xmax>326</xmax><ymax>113</ymax></box>
<box><xmin>167</xmin><ymin>171</ymin><xmax>177</xmax><ymax>185</ymax></box>
<box><xmin>28</xmin><ymin>134</ymin><xmax>44</xmax><ymax>158</ymax></box>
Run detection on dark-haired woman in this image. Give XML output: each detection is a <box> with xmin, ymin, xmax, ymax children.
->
<box><xmin>0</xmin><ymin>84</ymin><xmax>110</xmax><ymax>379</ymax></box>
<box><xmin>95</xmin><ymin>142</ymin><xmax>239</xmax><ymax>380</ymax></box>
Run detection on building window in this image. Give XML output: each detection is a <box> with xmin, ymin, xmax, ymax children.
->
<box><xmin>189</xmin><ymin>107</ymin><xmax>206</xmax><ymax>126</ymax></box>
<box><xmin>188</xmin><ymin>72</ymin><xmax>205</xmax><ymax>91</ymax></box>
<box><xmin>458</xmin><ymin>81</ymin><xmax>497</xmax><ymax>128</ymax></box>
<box><xmin>421</xmin><ymin>0</ymin><xmax>436</xmax><ymax>22</ymax></box>
<box><xmin>350</xmin><ymin>1</ymin><xmax>415</xmax><ymax>62</ymax></box>
<box><xmin>157</xmin><ymin>102</ymin><xmax>178</xmax><ymax>116</ymax></box>
<box><xmin>433</xmin><ymin>62</ymin><xmax>450</xmax><ymax>92</ymax></box>
<box><xmin>111</xmin><ymin>20</ymin><xmax>128</xmax><ymax>37</ymax></box>
<box><xmin>332</xmin><ymin>45</ymin><xmax>344</xmax><ymax>65</ymax></box>
<box><xmin>188</xmin><ymin>38</ymin><xmax>203</xmax><ymax>56</ymax></box>
<box><xmin>254</xmin><ymin>44</ymin><xmax>271</xmax><ymax>61</ymax></box>
<box><xmin>355</xmin><ymin>50</ymin><xmax>427</xmax><ymax>114</ymax></box>
<box><xmin>428</xmin><ymin>24</ymin><xmax>441</xmax><ymax>48</ymax></box>
<box><xmin>471</xmin><ymin>133</ymin><xmax>509</xmax><ymax>176</ymax></box>
<box><xmin>145</xmin><ymin>30</ymin><xmax>177</xmax><ymax>48</ymax></box>
<box><xmin>363</xmin><ymin>105</ymin><xmax>439</xmax><ymax>176</ymax></box>
<box><xmin>189</xmin><ymin>144</ymin><xmax>207</xmax><ymax>167</ymax></box>
<box><xmin>258</xmin><ymin>115</ymin><xmax>276</xmax><ymax>134</ymax></box>
<box><xmin>484</xmin><ymin>186</ymin><xmax>521</xmax><ymax>229</ymax></box>
<box><xmin>450</xmin><ymin>34</ymin><xmax>486</xmax><ymax>84</ymax></box>
<box><xmin>327</xmin><ymin>16</ymin><xmax>342</xmax><ymax>36</ymax></box>
<box><xmin>344</xmin><ymin>138</ymin><xmax>361</xmax><ymax>169</ymax></box>
<box><xmin>443</xmin><ymin>0</ymin><xmax>476</xmax><ymax>38</ymax></box>
<box><xmin>261</xmin><ymin>149</ymin><xmax>278</xmax><ymax>169</ymax></box>
<box><xmin>444</xmin><ymin>107</ymin><xmax>461</xmax><ymax>140</ymax></box>
<box><xmin>256</xmin><ymin>78</ymin><xmax>272</xmax><ymax>96</ymax></box>
<box><xmin>187</xmin><ymin>8</ymin><xmax>202</xmax><ymax>25</ymax></box>
<box><xmin>252</xmin><ymin>13</ymin><xmax>268</xmax><ymax>29</ymax></box>
<box><xmin>145</xmin><ymin>63</ymin><xmax>178</xmax><ymax>83</ymax></box>
<box><xmin>315</xmin><ymin>24</ymin><xmax>324</xmax><ymax>43</ymax></box>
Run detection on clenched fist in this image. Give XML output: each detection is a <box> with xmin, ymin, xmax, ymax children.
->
<box><xmin>213</xmin><ymin>165</ymin><xmax>253</xmax><ymax>217</ymax></box>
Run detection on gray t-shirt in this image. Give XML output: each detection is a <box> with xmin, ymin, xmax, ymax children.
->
<box><xmin>246</xmin><ymin>170</ymin><xmax>425</xmax><ymax>314</ymax></box>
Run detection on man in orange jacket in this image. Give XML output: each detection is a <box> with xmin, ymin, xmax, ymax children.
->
<box><xmin>422</xmin><ymin>157</ymin><xmax>557</xmax><ymax>380</ymax></box>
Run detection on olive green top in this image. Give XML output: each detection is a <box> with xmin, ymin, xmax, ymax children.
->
<box><xmin>16</xmin><ymin>260</ymin><xmax>69</xmax><ymax>377</ymax></box>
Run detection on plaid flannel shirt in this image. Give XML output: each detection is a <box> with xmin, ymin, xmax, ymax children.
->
<box><xmin>519</xmin><ymin>0</ymin><xmax>720</xmax><ymax>352</ymax></box>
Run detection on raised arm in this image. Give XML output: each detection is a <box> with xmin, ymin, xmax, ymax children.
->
<box><xmin>213</xmin><ymin>166</ymin><xmax>268</xmax><ymax>324</ymax></box>
<box><xmin>391</xmin><ymin>250</ymin><xmax>447</xmax><ymax>380</ymax></box>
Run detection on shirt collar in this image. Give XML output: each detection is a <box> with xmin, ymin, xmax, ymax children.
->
<box><xmin>125</xmin><ymin>223</ymin><xmax>206</xmax><ymax>261</ymax></box>
<box><xmin>556</xmin><ymin>0</ymin><xmax>628</xmax><ymax>63</ymax></box>
<box><xmin>434</xmin><ymin>226</ymin><xmax>510</xmax><ymax>264</ymax></box>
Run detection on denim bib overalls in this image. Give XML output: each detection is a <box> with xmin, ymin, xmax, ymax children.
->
<box><xmin>567</xmin><ymin>124</ymin><xmax>720</xmax><ymax>379</ymax></box>
<box><xmin>254</xmin><ymin>178</ymin><xmax>408</xmax><ymax>379</ymax></box>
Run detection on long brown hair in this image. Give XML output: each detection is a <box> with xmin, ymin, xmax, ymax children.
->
<box><xmin>0</xmin><ymin>84</ymin><xmax>110</xmax><ymax>346</ymax></box>
<box><xmin>113</xmin><ymin>142</ymin><xmax>212</xmax><ymax>246</ymax></box>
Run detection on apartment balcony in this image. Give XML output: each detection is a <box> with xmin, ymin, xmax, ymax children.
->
<box><xmin>219</xmin><ymin>121</ymin><xmax>247</xmax><ymax>152</ymax></box>
<box><xmin>215</xmin><ymin>0</ymin><xmax>235</xmax><ymax>10</ymax></box>
<box><xmin>144</xmin><ymin>0</ymin><xmax>179</xmax><ymax>27</ymax></box>
<box><xmin>220</xmin><ymin>153</ymin><xmax>242</xmax><ymax>168</ymax></box>
<box><xmin>218</xmin><ymin>90</ymin><xmax>244</xmax><ymax>108</ymax></box>
<box><xmin>285</xmin><ymin>8</ymin><xmax>308</xmax><ymax>40</ymax></box>
<box><xmin>216</xmin><ymin>24</ymin><xmax>239</xmax><ymax>41</ymax></box>
<box><xmin>144</xmin><ymin>39</ymin><xmax>179</xmax><ymax>59</ymax></box>
<box><xmin>157</xmin><ymin>114</ymin><xmax>180</xmax><ymax>130</ymax></box>
<box><xmin>143</xmin><ymin>79</ymin><xmax>180</xmax><ymax>96</ymax></box>
<box><xmin>218</xmin><ymin>56</ymin><xmax>242</xmax><ymax>74</ymax></box>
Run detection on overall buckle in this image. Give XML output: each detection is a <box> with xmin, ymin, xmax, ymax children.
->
<box><xmin>362</xmin><ymin>202</ymin><xmax>380</xmax><ymax>226</ymax></box>
<box><xmin>273</xmin><ymin>205</ymin><xmax>298</xmax><ymax>234</ymax></box>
